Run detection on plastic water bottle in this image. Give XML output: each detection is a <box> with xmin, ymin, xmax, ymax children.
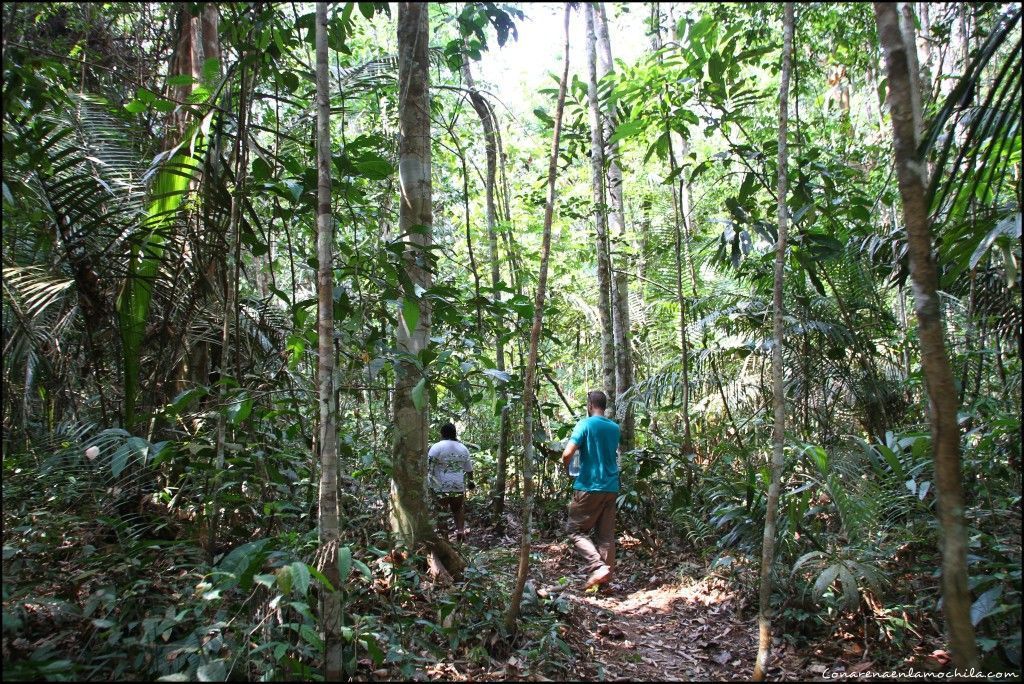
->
<box><xmin>568</xmin><ymin>453</ymin><xmax>580</xmax><ymax>476</ymax></box>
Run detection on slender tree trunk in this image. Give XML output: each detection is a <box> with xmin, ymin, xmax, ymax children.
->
<box><xmin>663</xmin><ymin>130</ymin><xmax>694</xmax><ymax>453</ymax></box>
<box><xmin>452</xmin><ymin>134</ymin><xmax>484</xmax><ymax>334</ymax></box>
<box><xmin>898</xmin><ymin>3</ymin><xmax>924</xmax><ymax>140</ymax></box>
<box><xmin>200</xmin><ymin>3</ymin><xmax>219</xmax><ymax>69</ymax></box>
<box><xmin>584</xmin><ymin>3</ymin><xmax>616</xmax><ymax>414</ymax></box>
<box><xmin>209</xmin><ymin>56</ymin><xmax>250</xmax><ymax>557</ymax></box>
<box><xmin>753</xmin><ymin>4</ymin><xmax>793</xmax><ymax>680</ymax></box>
<box><xmin>462</xmin><ymin>60</ymin><xmax>511</xmax><ymax>524</ymax></box>
<box><xmin>313</xmin><ymin>5</ymin><xmax>343</xmax><ymax>679</ymax></box>
<box><xmin>506</xmin><ymin>3</ymin><xmax>571</xmax><ymax>631</ymax></box>
<box><xmin>164</xmin><ymin>4</ymin><xmax>214</xmax><ymax>147</ymax></box>
<box><xmin>595</xmin><ymin>3</ymin><xmax>635</xmax><ymax>451</ymax></box>
<box><xmin>391</xmin><ymin>2</ymin><xmax>464</xmax><ymax>578</ymax></box>
<box><xmin>917</xmin><ymin>2</ymin><xmax>934</xmax><ymax>99</ymax></box>
<box><xmin>874</xmin><ymin>2</ymin><xmax>979</xmax><ymax>668</ymax></box>
<box><xmin>649</xmin><ymin>2</ymin><xmax>662</xmax><ymax>51</ymax></box>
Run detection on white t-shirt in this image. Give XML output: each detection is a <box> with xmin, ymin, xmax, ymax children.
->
<box><xmin>427</xmin><ymin>439</ymin><xmax>473</xmax><ymax>494</ymax></box>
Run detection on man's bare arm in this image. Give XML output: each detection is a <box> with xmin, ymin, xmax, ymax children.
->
<box><xmin>562</xmin><ymin>440</ymin><xmax>578</xmax><ymax>471</ymax></box>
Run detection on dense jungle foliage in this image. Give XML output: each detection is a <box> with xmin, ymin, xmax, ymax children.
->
<box><xmin>2</xmin><ymin>2</ymin><xmax>1020</xmax><ymax>681</ymax></box>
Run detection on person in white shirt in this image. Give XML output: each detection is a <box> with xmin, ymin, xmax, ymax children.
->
<box><xmin>427</xmin><ymin>423</ymin><xmax>475</xmax><ymax>542</ymax></box>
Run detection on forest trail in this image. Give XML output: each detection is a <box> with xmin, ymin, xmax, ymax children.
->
<box><xmin>454</xmin><ymin>524</ymin><xmax>819</xmax><ymax>682</ymax></box>
<box><xmin>536</xmin><ymin>538</ymin><xmax>758</xmax><ymax>681</ymax></box>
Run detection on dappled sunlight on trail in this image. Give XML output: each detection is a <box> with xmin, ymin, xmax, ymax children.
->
<box><xmin>529</xmin><ymin>538</ymin><xmax>761</xmax><ymax>680</ymax></box>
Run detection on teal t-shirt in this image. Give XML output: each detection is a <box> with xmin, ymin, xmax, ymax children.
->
<box><xmin>569</xmin><ymin>415</ymin><xmax>620</xmax><ymax>493</ymax></box>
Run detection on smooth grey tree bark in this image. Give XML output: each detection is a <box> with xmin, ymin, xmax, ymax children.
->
<box><xmin>313</xmin><ymin>3</ymin><xmax>343</xmax><ymax>679</ymax></box>
<box><xmin>584</xmin><ymin>3</ymin><xmax>616</xmax><ymax>415</ymax></box>
<box><xmin>390</xmin><ymin>1</ymin><xmax>465</xmax><ymax>579</ymax></box>
<box><xmin>874</xmin><ymin>1</ymin><xmax>979</xmax><ymax>669</ymax></box>
<box><xmin>506</xmin><ymin>2</ymin><xmax>572</xmax><ymax>631</ymax></box>
<box><xmin>462</xmin><ymin>59</ymin><xmax>511</xmax><ymax>524</ymax></box>
<box><xmin>595</xmin><ymin>3</ymin><xmax>635</xmax><ymax>451</ymax></box>
<box><xmin>754</xmin><ymin>3</ymin><xmax>793</xmax><ymax>680</ymax></box>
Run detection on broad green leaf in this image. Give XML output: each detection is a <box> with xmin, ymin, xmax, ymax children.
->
<box><xmin>253</xmin><ymin>574</ymin><xmax>276</xmax><ymax>589</ymax></box>
<box><xmin>411</xmin><ymin>377</ymin><xmax>427</xmax><ymax>411</ymax></box>
<box><xmin>227</xmin><ymin>393</ymin><xmax>253</xmax><ymax>425</ymax></box>
<box><xmin>149</xmin><ymin>440</ymin><xmax>173</xmax><ymax>466</ymax></box>
<box><xmin>307</xmin><ymin>565</ymin><xmax>336</xmax><ymax>592</ymax></box>
<box><xmin>688</xmin><ymin>15</ymin><xmax>713</xmax><ymax>42</ymax></box>
<box><xmin>791</xmin><ymin>551</ymin><xmax>824</xmax><ymax>575</ymax></box>
<box><xmin>813</xmin><ymin>564</ymin><xmax>841</xmax><ymax>599</ymax></box>
<box><xmin>217</xmin><ymin>538</ymin><xmax>272</xmax><ymax>592</ymax></box>
<box><xmin>288</xmin><ymin>601</ymin><xmax>316</xmax><ymax>623</ymax></box>
<box><xmin>355</xmin><ymin>159</ymin><xmax>394</xmax><ymax>180</ymax></box>
<box><xmin>971</xmin><ymin>585</ymin><xmax>1003</xmax><ymax>626</ymax></box>
<box><xmin>111</xmin><ymin>443</ymin><xmax>130</xmax><ymax>478</ymax></box>
<box><xmin>608</xmin><ymin>119</ymin><xmax>644</xmax><ymax>146</ymax></box>
<box><xmin>361</xmin><ymin>634</ymin><xmax>385</xmax><ymax>666</ymax></box>
<box><xmin>708</xmin><ymin>52</ymin><xmax>725</xmax><ymax>85</ymax></box>
<box><xmin>402</xmin><ymin>298</ymin><xmax>420</xmax><ymax>334</ymax></box>
<box><xmin>338</xmin><ymin>546</ymin><xmax>352</xmax><ymax>583</ymax></box>
<box><xmin>353</xmin><ymin>559</ymin><xmax>372</xmax><ymax>579</ymax></box>
<box><xmin>876</xmin><ymin>444</ymin><xmax>905</xmax><ymax>480</ymax></box>
<box><xmin>168</xmin><ymin>387</ymin><xmax>208</xmax><ymax>414</ymax></box>
<box><xmin>276</xmin><ymin>565</ymin><xmax>293</xmax><ymax>594</ymax></box>
<box><xmin>299</xmin><ymin>624</ymin><xmax>323</xmax><ymax>650</ymax></box>
<box><xmin>969</xmin><ymin>213</ymin><xmax>1020</xmax><ymax>270</ymax></box>
<box><xmin>286</xmin><ymin>335</ymin><xmax>305</xmax><ymax>370</ymax></box>
<box><xmin>110</xmin><ymin>437</ymin><xmax>147</xmax><ymax>477</ymax></box>
<box><xmin>483</xmin><ymin>368</ymin><xmax>511</xmax><ymax>383</ymax></box>
<box><xmin>117</xmin><ymin>129</ymin><xmax>207</xmax><ymax>427</ymax></box>
<box><xmin>124</xmin><ymin>100</ymin><xmax>146</xmax><ymax>114</ymax></box>
<box><xmin>837</xmin><ymin>565</ymin><xmax>859</xmax><ymax>608</ymax></box>
<box><xmin>290</xmin><ymin>561</ymin><xmax>310</xmax><ymax>597</ymax></box>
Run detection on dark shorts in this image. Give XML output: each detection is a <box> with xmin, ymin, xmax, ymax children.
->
<box><xmin>432</xmin><ymin>492</ymin><xmax>466</xmax><ymax>532</ymax></box>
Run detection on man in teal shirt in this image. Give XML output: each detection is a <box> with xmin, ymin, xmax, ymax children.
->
<box><xmin>561</xmin><ymin>390</ymin><xmax>620</xmax><ymax>590</ymax></box>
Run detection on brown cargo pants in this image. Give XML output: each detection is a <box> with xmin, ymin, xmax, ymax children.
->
<box><xmin>566</xmin><ymin>491</ymin><xmax>617</xmax><ymax>574</ymax></box>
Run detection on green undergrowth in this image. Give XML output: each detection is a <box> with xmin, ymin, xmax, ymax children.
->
<box><xmin>2</xmin><ymin>450</ymin><xmax>573</xmax><ymax>682</ymax></box>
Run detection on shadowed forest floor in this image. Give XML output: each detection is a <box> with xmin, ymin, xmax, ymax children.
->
<box><xmin>2</xmin><ymin>491</ymin><xmax>963</xmax><ymax>682</ymax></box>
<box><xmin>403</xmin><ymin>501</ymin><xmax>956</xmax><ymax>683</ymax></box>
<box><xmin>415</xmin><ymin>521</ymin><xmax>810</xmax><ymax>681</ymax></box>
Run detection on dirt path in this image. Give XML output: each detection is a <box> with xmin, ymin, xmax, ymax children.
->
<box><xmin>531</xmin><ymin>536</ymin><xmax>774</xmax><ymax>681</ymax></box>
<box><xmin>453</xmin><ymin>521</ymin><xmax>823</xmax><ymax>682</ymax></box>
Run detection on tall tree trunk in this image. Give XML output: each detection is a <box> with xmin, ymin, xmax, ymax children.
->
<box><xmin>753</xmin><ymin>4</ymin><xmax>793</xmax><ymax>680</ymax></box>
<box><xmin>506</xmin><ymin>3</ymin><xmax>572</xmax><ymax>631</ymax></box>
<box><xmin>874</xmin><ymin>1</ymin><xmax>979</xmax><ymax>669</ymax></box>
<box><xmin>897</xmin><ymin>3</ymin><xmax>924</xmax><ymax>140</ymax></box>
<box><xmin>663</xmin><ymin>129</ymin><xmax>694</xmax><ymax>454</ymax></box>
<box><xmin>649</xmin><ymin>2</ymin><xmax>662</xmax><ymax>52</ymax></box>
<box><xmin>462</xmin><ymin>59</ymin><xmax>511</xmax><ymax>524</ymax></box>
<box><xmin>595</xmin><ymin>3</ymin><xmax>635</xmax><ymax>451</ymax></box>
<box><xmin>209</xmin><ymin>55</ymin><xmax>250</xmax><ymax>557</ymax></box>
<box><xmin>173</xmin><ymin>3</ymin><xmax>220</xmax><ymax>400</ymax></box>
<box><xmin>584</xmin><ymin>3</ymin><xmax>616</xmax><ymax>414</ymax></box>
<box><xmin>390</xmin><ymin>2</ymin><xmax>464</xmax><ymax>578</ymax></box>
<box><xmin>313</xmin><ymin>5</ymin><xmax>343</xmax><ymax>679</ymax></box>
<box><xmin>165</xmin><ymin>6</ymin><xmax>205</xmax><ymax>151</ymax></box>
